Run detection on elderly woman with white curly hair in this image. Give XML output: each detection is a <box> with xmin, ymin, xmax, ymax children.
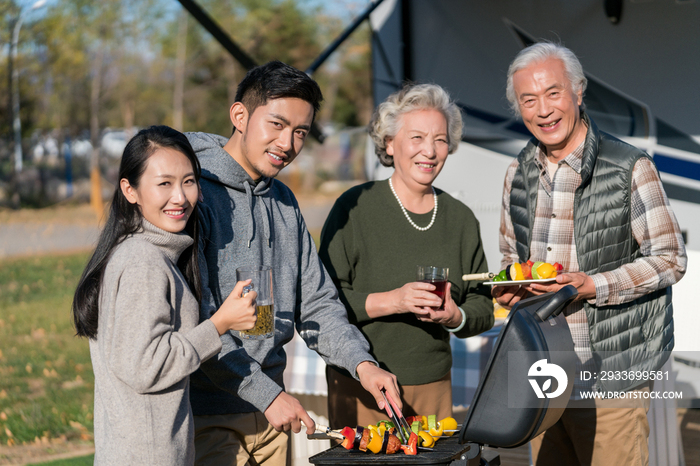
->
<box><xmin>319</xmin><ymin>83</ymin><xmax>494</xmax><ymax>428</ymax></box>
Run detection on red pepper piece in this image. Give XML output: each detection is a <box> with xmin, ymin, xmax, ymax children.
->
<box><xmin>400</xmin><ymin>432</ymin><xmax>418</xmax><ymax>455</ymax></box>
<box><xmin>340</xmin><ymin>426</ymin><xmax>356</xmax><ymax>450</ymax></box>
<box><xmin>404</xmin><ymin>415</ymin><xmax>421</xmax><ymax>425</ymax></box>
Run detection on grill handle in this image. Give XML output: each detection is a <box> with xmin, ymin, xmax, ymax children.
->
<box><xmin>535</xmin><ymin>285</ymin><xmax>578</xmax><ymax>321</ymax></box>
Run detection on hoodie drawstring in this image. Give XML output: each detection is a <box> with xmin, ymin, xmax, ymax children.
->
<box><xmin>243</xmin><ymin>181</ymin><xmax>255</xmax><ymax>248</ymax></box>
<box><xmin>262</xmin><ymin>196</ymin><xmax>273</xmax><ymax>247</ymax></box>
<box><xmin>243</xmin><ymin>180</ymin><xmax>272</xmax><ymax>248</ymax></box>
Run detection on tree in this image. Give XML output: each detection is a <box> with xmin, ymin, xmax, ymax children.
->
<box><xmin>0</xmin><ymin>0</ymin><xmax>375</xmax><ymax>192</ymax></box>
<box><xmin>32</xmin><ymin>0</ymin><xmax>163</xmax><ymax>213</ymax></box>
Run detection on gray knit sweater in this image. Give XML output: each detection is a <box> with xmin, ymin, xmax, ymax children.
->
<box><xmin>186</xmin><ymin>132</ymin><xmax>377</xmax><ymax>416</ymax></box>
<box><xmin>89</xmin><ymin>220</ymin><xmax>222</xmax><ymax>465</ymax></box>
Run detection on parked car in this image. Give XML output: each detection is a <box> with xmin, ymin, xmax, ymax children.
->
<box><xmin>100</xmin><ymin>128</ymin><xmax>138</xmax><ymax>158</ymax></box>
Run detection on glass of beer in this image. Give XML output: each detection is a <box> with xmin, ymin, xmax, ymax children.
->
<box><xmin>416</xmin><ymin>266</ymin><xmax>449</xmax><ymax>310</ymax></box>
<box><xmin>235</xmin><ymin>266</ymin><xmax>274</xmax><ymax>340</ymax></box>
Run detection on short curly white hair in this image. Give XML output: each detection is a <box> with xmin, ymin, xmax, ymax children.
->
<box><xmin>369</xmin><ymin>83</ymin><xmax>463</xmax><ymax>167</ymax></box>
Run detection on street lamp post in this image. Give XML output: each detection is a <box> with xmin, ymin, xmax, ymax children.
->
<box><xmin>10</xmin><ymin>0</ymin><xmax>47</xmax><ymax>174</ymax></box>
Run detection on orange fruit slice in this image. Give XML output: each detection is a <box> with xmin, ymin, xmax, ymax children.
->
<box><xmin>509</xmin><ymin>262</ymin><xmax>524</xmax><ymax>280</ymax></box>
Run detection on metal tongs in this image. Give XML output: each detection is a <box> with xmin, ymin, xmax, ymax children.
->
<box><xmin>380</xmin><ymin>389</ymin><xmax>434</xmax><ymax>451</ymax></box>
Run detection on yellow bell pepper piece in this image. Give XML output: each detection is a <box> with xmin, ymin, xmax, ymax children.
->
<box><xmin>417</xmin><ymin>431</ymin><xmax>434</xmax><ymax>448</ymax></box>
<box><xmin>421</xmin><ymin>415</ymin><xmax>428</xmax><ymax>430</ymax></box>
<box><xmin>429</xmin><ymin>423</ymin><xmax>444</xmax><ymax>440</ymax></box>
<box><xmin>366</xmin><ymin>429</ymin><xmax>383</xmax><ymax>454</ymax></box>
<box><xmin>439</xmin><ymin>417</ymin><xmax>458</xmax><ymax>437</ymax></box>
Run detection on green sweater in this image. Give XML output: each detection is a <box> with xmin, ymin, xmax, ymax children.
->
<box><xmin>319</xmin><ymin>180</ymin><xmax>494</xmax><ymax>385</ymax></box>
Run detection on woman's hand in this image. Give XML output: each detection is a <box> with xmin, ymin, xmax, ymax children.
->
<box><xmin>210</xmin><ymin>279</ymin><xmax>258</xmax><ymax>335</ymax></box>
<box><xmin>415</xmin><ymin>282</ymin><xmax>462</xmax><ymax>327</ymax></box>
<box><xmin>392</xmin><ymin>282</ymin><xmax>444</xmax><ymax>316</ymax></box>
<box><xmin>366</xmin><ymin>282</ymin><xmax>443</xmax><ymax>318</ymax></box>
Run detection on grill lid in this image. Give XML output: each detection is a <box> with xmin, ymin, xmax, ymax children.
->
<box><xmin>458</xmin><ymin>285</ymin><xmax>578</xmax><ymax>448</ymax></box>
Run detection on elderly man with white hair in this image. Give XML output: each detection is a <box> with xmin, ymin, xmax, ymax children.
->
<box><xmin>492</xmin><ymin>42</ymin><xmax>687</xmax><ymax>466</ymax></box>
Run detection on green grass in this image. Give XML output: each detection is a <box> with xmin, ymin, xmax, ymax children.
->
<box><xmin>0</xmin><ymin>252</ymin><xmax>94</xmax><ymax>447</ymax></box>
<box><xmin>29</xmin><ymin>454</ymin><xmax>94</xmax><ymax>465</ymax></box>
<box><xmin>0</xmin><ymin>234</ymin><xmax>322</xmax><ymax>456</ymax></box>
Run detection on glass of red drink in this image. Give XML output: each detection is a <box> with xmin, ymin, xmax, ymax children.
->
<box><xmin>416</xmin><ymin>266</ymin><xmax>449</xmax><ymax>310</ymax></box>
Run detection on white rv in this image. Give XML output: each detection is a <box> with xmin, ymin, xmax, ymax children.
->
<box><xmin>366</xmin><ymin>2</ymin><xmax>700</xmax><ymax>420</ymax></box>
<box><xmin>367</xmin><ymin>0</ymin><xmax>700</xmax><ymax>259</ymax></box>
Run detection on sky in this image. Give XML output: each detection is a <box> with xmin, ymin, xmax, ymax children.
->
<box><xmin>11</xmin><ymin>0</ymin><xmax>371</xmax><ymax>24</ymax></box>
<box><xmin>305</xmin><ymin>0</ymin><xmax>367</xmax><ymax>20</ymax></box>
<box><xmin>153</xmin><ymin>0</ymin><xmax>369</xmax><ymax>22</ymax></box>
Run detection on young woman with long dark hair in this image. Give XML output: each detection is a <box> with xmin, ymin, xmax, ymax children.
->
<box><xmin>72</xmin><ymin>125</ymin><xmax>257</xmax><ymax>465</ymax></box>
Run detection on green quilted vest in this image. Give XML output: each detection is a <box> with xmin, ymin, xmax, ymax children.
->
<box><xmin>509</xmin><ymin>113</ymin><xmax>673</xmax><ymax>392</ymax></box>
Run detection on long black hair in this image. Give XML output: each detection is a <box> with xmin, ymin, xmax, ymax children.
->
<box><xmin>72</xmin><ymin>125</ymin><xmax>202</xmax><ymax>339</ymax></box>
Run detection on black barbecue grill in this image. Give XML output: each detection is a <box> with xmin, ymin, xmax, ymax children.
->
<box><xmin>310</xmin><ymin>285</ymin><xmax>578</xmax><ymax>466</ymax></box>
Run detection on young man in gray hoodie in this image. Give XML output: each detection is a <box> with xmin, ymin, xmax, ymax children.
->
<box><xmin>186</xmin><ymin>61</ymin><xmax>401</xmax><ymax>465</ymax></box>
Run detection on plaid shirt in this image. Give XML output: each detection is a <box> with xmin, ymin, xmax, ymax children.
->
<box><xmin>499</xmin><ymin>139</ymin><xmax>687</xmax><ymax>396</ymax></box>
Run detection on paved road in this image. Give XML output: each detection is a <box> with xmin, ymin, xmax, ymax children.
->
<box><xmin>0</xmin><ymin>198</ymin><xmax>334</xmax><ymax>260</ymax></box>
<box><xmin>0</xmin><ymin>223</ymin><xmax>101</xmax><ymax>259</ymax></box>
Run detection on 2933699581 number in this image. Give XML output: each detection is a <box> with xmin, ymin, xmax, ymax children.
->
<box><xmin>580</xmin><ymin>370</ymin><xmax>669</xmax><ymax>381</ymax></box>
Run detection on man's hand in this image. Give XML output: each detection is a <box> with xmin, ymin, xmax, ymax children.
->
<box><xmin>263</xmin><ymin>391</ymin><xmax>315</xmax><ymax>435</ymax></box>
<box><xmin>491</xmin><ymin>284</ymin><xmax>529</xmax><ymax>309</ymax></box>
<box><xmin>526</xmin><ymin>272</ymin><xmax>596</xmax><ymax>301</ymax></box>
<box><xmin>356</xmin><ymin>361</ymin><xmax>401</xmax><ymax>412</ymax></box>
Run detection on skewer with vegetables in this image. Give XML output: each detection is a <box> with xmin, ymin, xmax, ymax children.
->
<box><xmin>311</xmin><ymin>415</ymin><xmax>460</xmax><ymax>456</ymax></box>
<box><xmin>462</xmin><ymin>261</ymin><xmax>563</xmax><ymax>282</ymax></box>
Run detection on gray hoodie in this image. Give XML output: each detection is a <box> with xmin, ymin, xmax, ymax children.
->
<box><xmin>186</xmin><ymin>132</ymin><xmax>376</xmax><ymax>415</ymax></box>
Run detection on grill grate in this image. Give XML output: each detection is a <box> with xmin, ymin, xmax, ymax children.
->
<box><xmin>309</xmin><ymin>436</ymin><xmax>473</xmax><ymax>465</ymax></box>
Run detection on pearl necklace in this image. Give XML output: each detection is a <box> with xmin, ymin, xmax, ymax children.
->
<box><xmin>388</xmin><ymin>178</ymin><xmax>437</xmax><ymax>231</ymax></box>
